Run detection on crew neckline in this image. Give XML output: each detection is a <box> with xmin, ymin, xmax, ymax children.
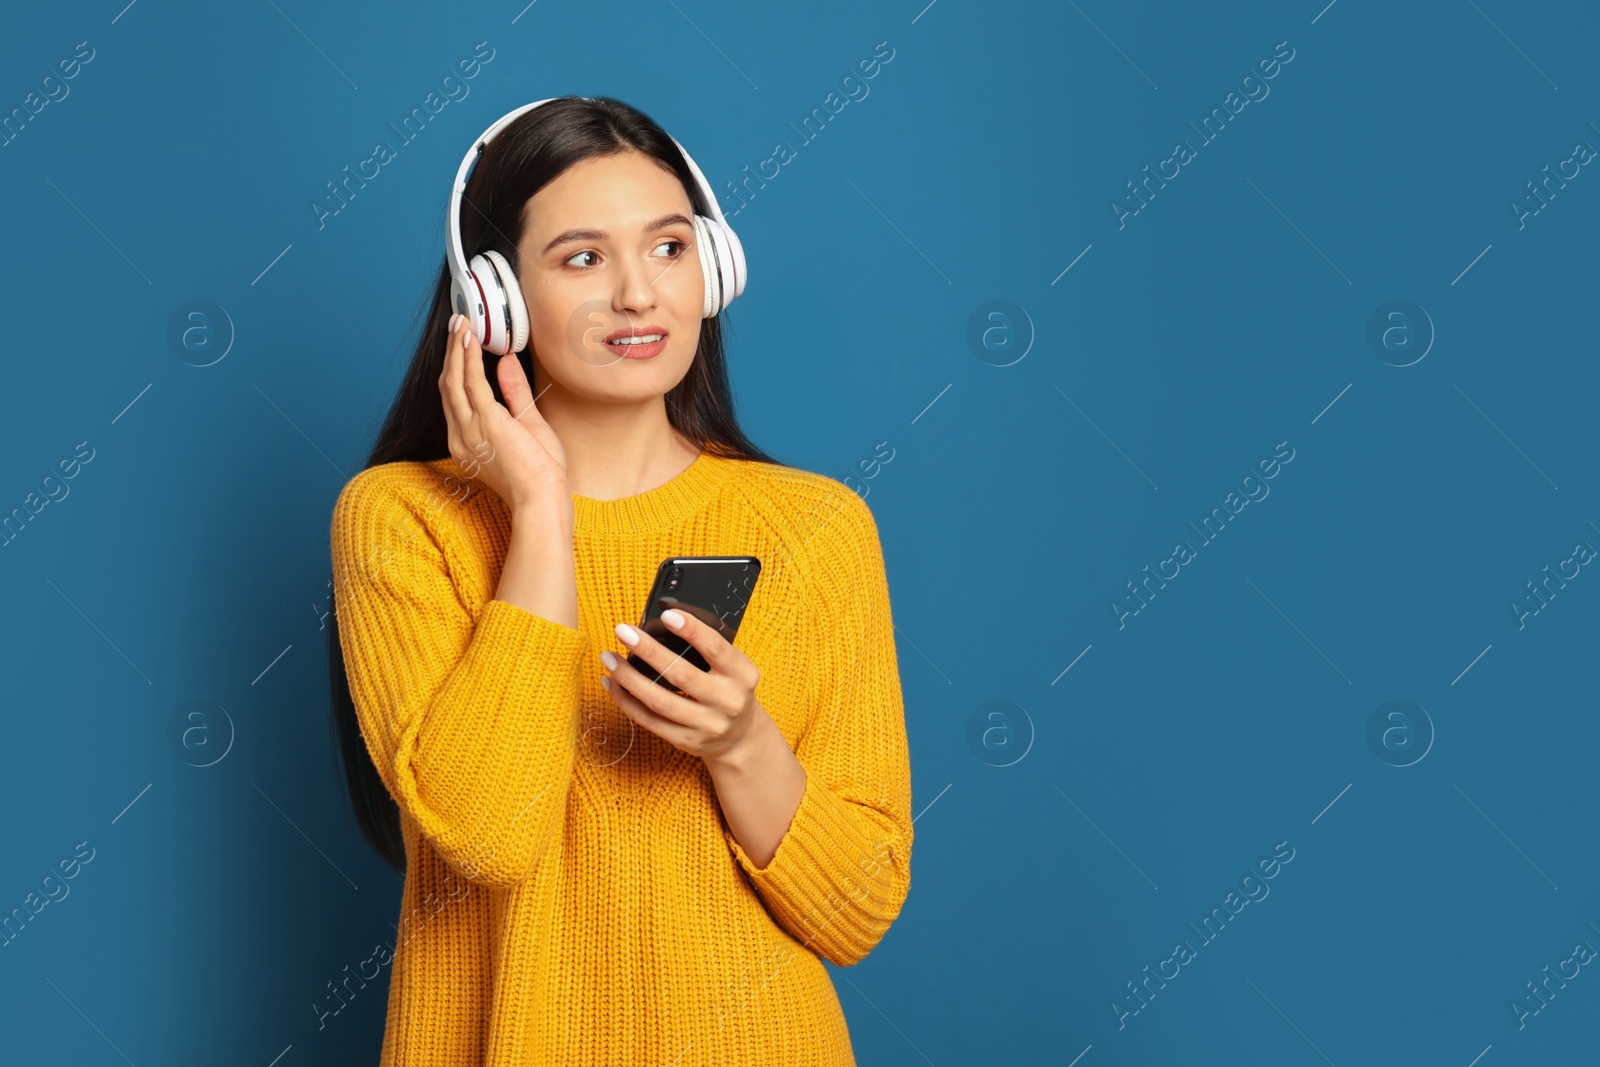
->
<box><xmin>570</xmin><ymin>448</ymin><xmax>733</xmax><ymax>537</ymax></box>
<box><xmin>425</xmin><ymin>447</ymin><xmax>732</xmax><ymax>534</ymax></box>
<box><xmin>428</xmin><ymin>448</ymin><xmax>735</xmax><ymax>537</ymax></box>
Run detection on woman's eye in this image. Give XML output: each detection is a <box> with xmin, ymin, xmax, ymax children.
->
<box><xmin>564</xmin><ymin>241</ymin><xmax>684</xmax><ymax>268</ymax></box>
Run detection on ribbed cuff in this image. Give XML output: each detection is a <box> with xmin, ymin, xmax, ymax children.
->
<box><xmin>722</xmin><ymin>771</ymin><xmax>902</xmax><ymax>963</ymax></box>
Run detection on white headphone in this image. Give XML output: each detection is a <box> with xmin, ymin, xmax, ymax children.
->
<box><xmin>446</xmin><ymin>96</ymin><xmax>748</xmax><ymax>357</ymax></box>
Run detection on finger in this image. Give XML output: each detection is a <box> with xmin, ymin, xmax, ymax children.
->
<box><xmin>603</xmin><ymin>653</ymin><xmax>702</xmax><ymax>732</ymax></box>
<box><xmin>496</xmin><ymin>346</ymin><xmax>538</xmax><ymax>423</ymax></box>
<box><xmin>460</xmin><ymin>327</ymin><xmax>507</xmax><ymax>427</ymax></box>
<box><xmin>439</xmin><ymin>317</ymin><xmax>474</xmax><ymax>439</ymax></box>
<box><xmin>603</xmin><ymin>674</ymin><xmax>695</xmax><ymax>750</ymax></box>
<box><xmin>657</xmin><ymin>605</ymin><xmax>751</xmax><ymax>684</ymax></box>
<box><xmin>619</xmin><ymin>622</ymin><xmax>713</xmax><ymax>702</ymax></box>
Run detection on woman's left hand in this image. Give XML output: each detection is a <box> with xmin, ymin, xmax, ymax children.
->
<box><xmin>600</xmin><ymin>608</ymin><xmax>767</xmax><ymax>767</ymax></box>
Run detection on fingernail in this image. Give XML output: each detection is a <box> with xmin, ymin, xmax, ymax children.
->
<box><xmin>600</xmin><ymin>676</ymin><xmax>611</xmax><ymax>691</ymax></box>
<box><xmin>661</xmin><ymin>609</ymin><xmax>685</xmax><ymax>630</ymax></box>
<box><xmin>614</xmin><ymin>623</ymin><xmax>640</xmax><ymax>646</ymax></box>
<box><xmin>448</xmin><ymin>313</ymin><xmax>461</xmax><ymax>333</ymax></box>
<box><xmin>601</xmin><ymin>650</ymin><xmax>620</xmax><ymax>669</ymax></box>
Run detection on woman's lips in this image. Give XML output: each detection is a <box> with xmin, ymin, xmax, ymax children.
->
<box><xmin>604</xmin><ymin>332</ymin><xmax>667</xmax><ymax>359</ymax></box>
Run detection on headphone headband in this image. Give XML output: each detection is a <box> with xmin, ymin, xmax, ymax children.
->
<box><xmin>444</xmin><ymin>96</ymin><xmax>561</xmax><ymax>287</ymax></box>
<box><xmin>446</xmin><ymin>96</ymin><xmax>746</xmax><ymax>356</ymax></box>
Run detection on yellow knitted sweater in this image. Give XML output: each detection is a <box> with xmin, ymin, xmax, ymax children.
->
<box><xmin>329</xmin><ymin>448</ymin><xmax>913</xmax><ymax>1066</ymax></box>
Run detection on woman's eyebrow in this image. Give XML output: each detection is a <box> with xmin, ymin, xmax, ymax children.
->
<box><xmin>541</xmin><ymin>213</ymin><xmax>694</xmax><ymax>255</ymax></box>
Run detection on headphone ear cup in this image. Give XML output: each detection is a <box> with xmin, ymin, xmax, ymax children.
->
<box><xmin>692</xmin><ymin>215</ymin><xmax>720</xmax><ymax>319</ymax></box>
<box><xmin>466</xmin><ymin>252</ymin><xmax>510</xmax><ymax>355</ymax></box>
<box><xmin>481</xmin><ymin>249</ymin><xmax>529</xmax><ymax>354</ymax></box>
<box><xmin>693</xmin><ymin>214</ymin><xmax>745</xmax><ymax>317</ymax></box>
<box><xmin>711</xmin><ymin>218</ymin><xmax>746</xmax><ymax>305</ymax></box>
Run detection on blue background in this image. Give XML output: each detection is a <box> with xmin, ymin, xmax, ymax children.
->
<box><xmin>2</xmin><ymin>0</ymin><xmax>1597</xmax><ymax>1064</ymax></box>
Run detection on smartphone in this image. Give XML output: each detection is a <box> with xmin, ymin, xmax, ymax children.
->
<box><xmin>626</xmin><ymin>556</ymin><xmax>762</xmax><ymax>692</ymax></box>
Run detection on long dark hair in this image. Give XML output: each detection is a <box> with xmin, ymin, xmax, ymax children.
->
<box><xmin>328</xmin><ymin>96</ymin><xmax>782</xmax><ymax>873</ymax></box>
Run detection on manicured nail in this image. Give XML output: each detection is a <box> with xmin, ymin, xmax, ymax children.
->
<box><xmin>600</xmin><ymin>676</ymin><xmax>611</xmax><ymax>691</ymax></box>
<box><xmin>661</xmin><ymin>609</ymin><xmax>685</xmax><ymax>630</ymax></box>
<box><xmin>600</xmin><ymin>650</ymin><xmax>620</xmax><ymax>670</ymax></box>
<box><xmin>614</xmin><ymin>623</ymin><xmax>640</xmax><ymax>647</ymax></box>
<box><xmin>448</xmin><ymin>313</ymin><xmax>461</xmax><ymax>333</ymax></box>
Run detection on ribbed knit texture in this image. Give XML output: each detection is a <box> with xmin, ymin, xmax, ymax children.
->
<box><xmin>328</xmin><ymin>449</ymin><xmax>913</xmax><ymax>1066</ymax></box>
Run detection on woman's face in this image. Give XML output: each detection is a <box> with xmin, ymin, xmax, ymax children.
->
<box><xmin>515</xmin><ymin>148</ymin><xmax>705</xmax><ymax>400</ymax></box>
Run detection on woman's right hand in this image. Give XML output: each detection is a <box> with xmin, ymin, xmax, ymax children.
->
<box><xmin>439</xmin><ymin>312</ymin><xmax>570</xmax><ymax>513</ymax></box>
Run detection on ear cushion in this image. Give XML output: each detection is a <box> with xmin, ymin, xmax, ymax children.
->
<box><xmin>694</xmin><ymin>215</ymin><xmax>746</xmax><ymax>318</ymax></box>
<box><xmin>480</xmin><ymin>249</ymin><xmax>529</xmax><ymax>354</ymax></box>
<box><xmin>466</xmin><ymin>252</ymin><xmax>508</xmax><ymax>355</ymax></box>
<box><xmin>710</xmin><ymin>218</ymin><xmax>746</xmax><ymax>305</ymax></box>
<box><xmin>692</xmin><ymin>215</ymin><xmax>721</xmax><ymax>318</ymax></box>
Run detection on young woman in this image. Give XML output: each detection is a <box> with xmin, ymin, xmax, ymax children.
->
<box><xmin>325</xmin><ymin>96</ymin><xmax>913</xmax><ymax>1066</ymax></box>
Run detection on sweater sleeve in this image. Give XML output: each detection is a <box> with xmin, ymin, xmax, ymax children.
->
<box><xmin>330</xmin><ymin>469</ymin><xmax>589</xmax><ymax>888</ymax></box>
<box><xmin>722</xmin><ymin>488</ymin><xmax>913</xmax><ymax>966</ymax></box>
